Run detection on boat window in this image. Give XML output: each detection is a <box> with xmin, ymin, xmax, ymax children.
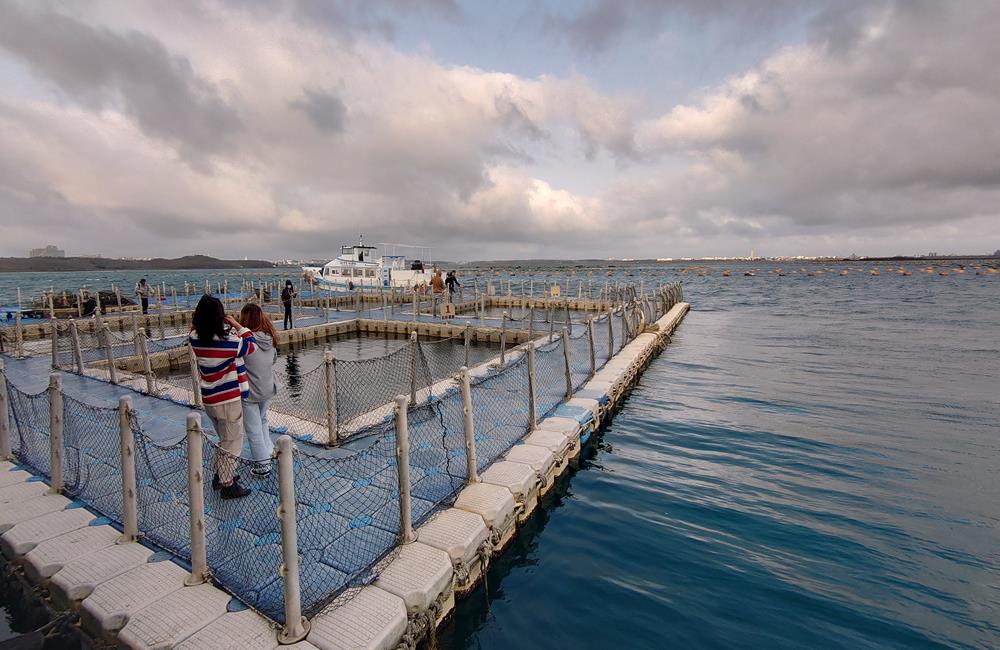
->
<box><xmin>353</xmin><ymin>269</ymin><xmax>363</xmax><ymax>277</ymax></box>
<box><xmin>365</xmin><ymin>269</ymin><xmax>376</xmax><ymax>277</ymax></box>
<box><xmin>341</xmin><ymin>270</ymin><xmax>351</xmax><ymax>276</ymax></box>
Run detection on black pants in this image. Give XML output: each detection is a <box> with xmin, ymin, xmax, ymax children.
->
<box><xmin>141</xmin><ymin>297</ymin><xmax>149</xmax><ymax>314</ymax></box>
<box><xmin>283</xmin><ymin>303</ymin><xmax>293</xmax><ymax>329</ymax></box>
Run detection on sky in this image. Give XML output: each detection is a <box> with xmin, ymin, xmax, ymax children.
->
<box><xmin>1</xmin><ymin>0</ymin><xmax>998</xmax><ymax>262</ymax></box>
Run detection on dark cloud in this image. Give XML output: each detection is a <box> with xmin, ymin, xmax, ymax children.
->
<box><xmin>0</xmin><ymin>1</ymin><xmax>242</xmax><ymax>160</ymax></box>
<box><xmin>290</xmin><ymin>88</ymin><xmax>348</xmax><ymax>134</ymax></box>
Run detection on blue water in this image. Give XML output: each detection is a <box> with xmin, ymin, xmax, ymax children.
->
<box><xmin>440</xmin><ymin>263</ymin><xmax>1000</xmax><ymax>649</ymax></box>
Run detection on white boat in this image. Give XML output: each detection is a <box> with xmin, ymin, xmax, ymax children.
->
<box><xmin>302</xmin><ymin>237</ymin><xmax>435</xmax><ymax>290</ymax></box>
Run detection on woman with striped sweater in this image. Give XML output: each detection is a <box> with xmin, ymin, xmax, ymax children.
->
<box><xmin>190</xmin><ymin>295</ymin><xmax>256</xmax><ymax>499</ymax></box>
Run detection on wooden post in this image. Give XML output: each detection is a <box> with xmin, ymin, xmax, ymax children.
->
<box><xmin>464</xmin><ymin>322</ymin><xmax>472</xmax><ymax>368</ymax></box>
<box><xmin>588</xmin><ymin>317</ymin><xmax>596</xmax><ymax>376</ymax></box>
<box><xmin>101</xmin><ymin>324</ymin><xmax>118</xmax><ymax>384</ymax></box>
<box><xmin>185</xmin><ymin>412</ymin><xmax>208</xmax><ymax>585</ymax></box>
<box><xmin>607</xmin><ymin>309</ymin><xmax>614</xmax><ymax>359</ymax></box>
<box><xmin>500</xmin><ymin>311</ymin><xmax>507</xmax><ymax>367</ymax></box>
<box><xmin>526</xmin><ymin>343</ymin><xmax>538</xmax><ymax>430</ymax></box>
<box><xmin>277</xmin><ymin>435</ymin><xmax>310</xmax><ymax>642</ymax></box>
<box><xmin>411</xmin><ymin>288</ymin><xmax>418</xmax><ymax>325</ymax></box>
<box><xmin>50</xmin><ymin>317</ymin><xmax>60</xmax><ymax>368</ymax></box>
<box><xmin>458</xmin><ymin>367</ymin><xmax>480</xmax><ymax>483</ymax></box>
<box><xmin>137</xmin><ymin>329</ymin><xmax>154</xmax><ymax>393</ymax></box>
<box><xmin>119</xmin><ymin>395</ymin><xmax>139</xmax><ymax>542</ymax></box>
<box><xmin>562</xmin><ymin>327</ymin><xmax>573</xmax><ymax>399</ymax></box>
<box><xmin>78</xmin><ymin>288</ymin><xmax>84</xmax><ymax>318</ymax></box>
<box><xmin>48</xmin><ymin>373</ymin><xmax>63</xmax><ymax>493</ymax></box>
<box><xmin>171</xmin><ymin>287</ymin><xmax>178</xmax><ymax>311</ymax></box>
<box><xmin>188</xmin><ymin>343</ymin><xmax>203</xmax><ymax>408</ymax></box>
<box><xmin>394</xmin><ymin>395</ymin><xmax>415</xmax><ymax>543</ymax></box>
<box><xmin>324</xmin><ymin>350</ymin><xmax>337</xmax><ymax>446</ymax></box>
<box><xmin>0</xmin><ymin>360</ymin><xmax>11</xmax><ymax>460</ymax></box>
<box><xmin>115</xmin><ymin>286</ymin><xmax>123</xmax><ymax>313</ymax></box>
<box><xmin>409</xmin><ymin>331</ymin><xmax>418</xmax><ymax>405</ymax></box>
<box><xmin>14</xmin><ymin>310</ymin><xmax>24</xmax><ymax>358</ymax></box>
<box><xmin>69</xmin><ymin>320</ymin><xmax>84</xmax><ymax>373</ymax></box>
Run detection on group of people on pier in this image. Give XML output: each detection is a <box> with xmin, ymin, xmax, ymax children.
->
<box><xmin>189</xmin><ymin>295</ymin><xmax>279</xmax><ymax>499</ymax></box>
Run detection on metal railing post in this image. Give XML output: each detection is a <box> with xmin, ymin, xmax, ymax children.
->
<box><xmin>459</xmin><ymin>368</ymin><xmax>479</xmax><ymax>483</ymax></box>
<box><xmin>588</xmin><ymin>317</ymin><xmax>596</xmax><ymax>376</ymax></box>
<box><xmin>119</xmin><ymin>396</ymin><xmax>138</xmax><ymax>542</ymax></box>
<box><xmin>526</xmin><ymin>344</ymin><xmax>538</xmax><ymax>430</ymax></box>
<box><xmin>499</xmin><ymin>311</ymin><xmax>508</xmax><ymax>367</ymax></box>
<box><xmin>561</xmin><ymin>328</ymin><xmax>574</xmax><ymax>399</ymax></box>
<box><xmin>0</xmin><ymin>360</ymin><xmax>10</xmax><ymax>460</ymax></box>
<box><xmin>394</xmin><ymin>395</ymin><xmax>415</xmax><ymax>543</ymax></box>
<box><xmin>48</xmin><ymin>373</ymin><xmax>63</xmax><ymax>493</ymax></box>
<box><xmin>102</xmin><ymin>323</ymin><xmax>118</xmax><ymax>384</ymax></box>
<box><xmin>188</xmin><ymin>342</ymin><xmax>203</xmax><ymax>408</ymax></box>
<box><xmin>411</xmin><ymin>288</ymin><xmax>418</xmax><ymax>325</ymax></box>
<box><xmin>185</xmin><ymin>412</ymin><xmax>208</xmax><ymax>585</ymax></box>
<box><xmin>137</xmin><ymin>329</ymin><xmax>154</xmax><ymax>393</ymax></box>
<box><xmin>324</xmin><ymin>350</ymin><xmax>338</xmax><ymax>446</ymax></box>
<box><xmin>564</xmin><ymin>300</ymin><xmax>572</xmax><ymax>335</ymax></box>
<box><xmin>409</xmin><ymin>331</ymin><xmax>418</xmax><ymax>405</ymax></box>
<box><xmin>277</xmin><ymin>435</ymin><xmax>310</xmax><ymax>643</ymax></box>
<box><xmin>528</xmin><ymin>303</ymin><xmax>535</xmax><ymax>338</ymax></box>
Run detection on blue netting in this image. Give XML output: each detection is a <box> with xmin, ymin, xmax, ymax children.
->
<box><xmin>7</xmin><ymin>382</ymin><xmax>49</xmax><ymax>477</ymax></box>
<box><xmin>62</xmin><ymin>395</ymin><xmax>126</xmax><ymax>522</ymax></box>
<box><xmin>592</xmin><ymin>314</ymin><xmax>611</xmax><ymax>369</ymax></box>
<box><xmin>568</xmin><ymin>330</ymin><xmax>592</xmax><ymax>391</ymax></box>
<box><xmin>469</xmin><ymin>355</ymin><xmax>532</xmax><ymax>469</ymax></box>
<box><xmin>406</xmin><ymin>396</ymin><xmax>469</xmax><ymax>507</ymax></box>
<box><xmin>534</xmin><ymin>339</ymin><xmax>568</xmax><ymax>417</ymax></box>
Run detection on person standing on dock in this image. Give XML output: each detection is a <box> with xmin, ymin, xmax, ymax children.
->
<box><xmin>431</xmin><ymin>270</ymin><xmax>445</xmax><ymax>295</ymax></box>
<box><xmin>190</xmin><ymin>295</ymin><xmax>256</xmax><ymax>500</ymax></box>
<box><xmin>135</xmin><ymin>278</ymin><xmax>150</xmax><ymax>314</ymax></box>
<box><xmin>280</xmin><ymin>280</ymin><xmax>297</xmax><ymax>330</ymax></box>
<box><xmin>445</xmin><ymin>271</ymin><xmax>461</xmax><ymax>302</ymax></box>
<box><xmin>238</xmin><ymin>303</ymin><xmax>278</xmax><ymax>477</ymax></box>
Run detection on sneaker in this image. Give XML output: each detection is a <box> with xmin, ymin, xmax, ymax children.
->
<box><xmin>251</xmin><ymin>462</ymin><xmax>272</xmax><ymax>478</ymax></box>
<box><xmin>220</xmin><ymin>477</ymin><xmax>251</xmax><ymax>500</ymax></box>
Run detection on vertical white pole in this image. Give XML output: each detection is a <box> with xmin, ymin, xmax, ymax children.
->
<box><xmin>188</xmin><ymin>343</ymin><xmax>203</xmax><ymax>408</ymax></box>
<box><xmin>185</xmin><ymin>412</ymin><xmax>208</xmax><ymax>585</ymax></box>
<box><xmin>0</xmin><ymin>360</ymin><xmax>10</xmax><ymax>460</ymax></box>
<box><xmin>324</xmin><ymin>350</ymin><xmax>337</xmax><ymax>446</ymax></box>
<box><xmin>394</xmin><ymin>395</ymin><xmax>415</xmax><ymax>543</ymax></box>
<box><xmin>526</xmin><ymin>343</ymin><xmax>538</xmax><ymax>430</ymax></box>
<box><xmin>562</xmin><ymin>327</ymin><xmax>573</xmax><ymax>399</ymax></box>
<box><xmin>119</xmin><ymin>395</ymin><xmax>138</xmax><ymax>542</ymax></box>
<box><xmin>48</xmin><ymin>373</ymin><xmax>63</xmax><ymax>493</ymax></box>
<box><xmin>607</xmin><ymin>309</ymin><xmax>614</xmax><ymax>359</ymax></box>
<box><xmin>14</xmin><ymin>310</ymin><xmax>24</xmax><ymax>358</ymax></box>
<box><xmin>277</xmin><ymin>435</ymin><xmax>310</xmax><ymax>642</ymax></box>
<box><xmin>460</xmin><ymin>367</ymin><xmax>478</xmax><ymax>483</ymax></box>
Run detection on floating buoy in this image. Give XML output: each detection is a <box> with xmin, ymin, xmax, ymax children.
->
<box><xmin>939</xmin><ymin>271</ymin><xmax>949</xmax><ymax>276</ymax></box>
<box><xmin>903</xmin><ymin>271</ymin><xmax>912</xmax><ymax>276</ymax></box>
<box><xmin>722</xmin><ymin>271</ymin><xmax>730</xmax><ymax>277</ymax></box>
<box><xmin>870</xmin><ymin>270</ymin><xmax>880</xmax><ymax>276</ymax></box>
<box><xmin>840</xmin><ymin>270</ymin><xmax>849</xmax><ymax>276</ymax></box>
<box><xmin>807</xmin><ymin>272</ymin><xmax>816</xmax><ymax>277</ymax></box>
<box><xmin>744</xmin><ymin>271</ymin><xmax>754</xmax><ymax>277</ymax></box>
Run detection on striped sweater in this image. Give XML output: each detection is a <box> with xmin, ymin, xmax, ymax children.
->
<box><xmin>189</xmin><ymin>326</ymin><xmax>256</xmax><ymax>405</ymax></box>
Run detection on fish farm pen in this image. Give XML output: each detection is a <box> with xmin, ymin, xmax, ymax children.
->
<box><xmin>0</xmin><ymin>280</ymin><xmax>687</xmax><ymax>649</ymax></box>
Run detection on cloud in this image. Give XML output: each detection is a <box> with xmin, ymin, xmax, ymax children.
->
<box><xmin>0</xmin><ymin>1</ymin><xmax>243</xmax><ymax>161</ymax></box>
<box><xmin>0</xmin><ymin>0</ymin><xmax>997</xmax><ymax>261</ymax></box>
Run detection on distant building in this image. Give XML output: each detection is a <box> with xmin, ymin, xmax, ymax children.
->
<box><xmin>29</xmin><ymin>244</ymin><xmax>65</xmax><ymax>258</ymax></box>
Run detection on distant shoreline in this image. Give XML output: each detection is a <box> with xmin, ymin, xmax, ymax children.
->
<box><xmin>0</xmin><ymin>255</ymin><xmax>279</xmax><ymax>273</ymax></box>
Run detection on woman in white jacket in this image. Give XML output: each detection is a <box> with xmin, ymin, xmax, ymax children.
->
<box><xmin>238</xmin><ymin>303</ymin><xmax>279</xmax><ymax>476</ymax></box>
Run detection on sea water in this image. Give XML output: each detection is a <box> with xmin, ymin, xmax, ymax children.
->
<box><xmin>439</xmin><ymin>263</ymin><xmax>999</xmax><ymax>649</ymax></box>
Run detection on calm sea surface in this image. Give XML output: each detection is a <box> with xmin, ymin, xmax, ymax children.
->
<box><xmin>3</xmin><ymin>260</ymin><xmax>998</xmax><ymax>648</ymax></box>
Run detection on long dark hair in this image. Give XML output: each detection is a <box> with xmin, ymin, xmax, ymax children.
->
<box><xmin>192</xmin><ymin>295</ymin><xmax>227</xmax><ymax>343</ymax></box>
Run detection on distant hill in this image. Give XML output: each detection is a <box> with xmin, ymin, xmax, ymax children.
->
<box><xmin>0</xmin><ymin>255</ymin><xmax>276</xmax><ymax>272</ymax></box>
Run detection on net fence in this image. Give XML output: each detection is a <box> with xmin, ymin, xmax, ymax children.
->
<box><xmin>7</xmin><ymin>381</ymin><xmax>49</xmax><ymax>477</ymax></box>
<box><xmin>62</xmin><ymin>395</ymin><xmax>126</xmax><ymax>523</ymax></box>
<box><xmin>468</xmin><ymin>354</ymin><xmax>532</xmax><ymax>469</ymax></box>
